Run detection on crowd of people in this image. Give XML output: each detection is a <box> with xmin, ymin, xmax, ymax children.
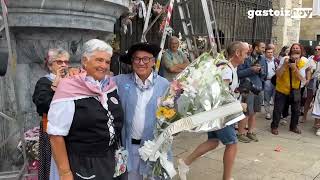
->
<box><xmin>31</xmin><ymin>37</ymin><xmax>320</xmax><ymax>180</ymax></box>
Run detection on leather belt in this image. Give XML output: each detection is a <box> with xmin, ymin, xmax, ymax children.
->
<box><xmin>131</xmin><ymin>138</ymin><xmax>141</xmax><ymax>145</ymax></box>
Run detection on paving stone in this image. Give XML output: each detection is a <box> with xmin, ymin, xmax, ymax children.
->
<box><xmin>303</xmin><ymin>160</ymin><xmax>320</xmax><ymax>178</ymax></box>
<box><xmin>262</xmin><ymin>169</ymin><xmax>313</xmax><ymax>180</ymax></box>
<box><xmin>172</xmin><ymin>112</ymin><xmax>320</xmax><ymax>180</ymax></box>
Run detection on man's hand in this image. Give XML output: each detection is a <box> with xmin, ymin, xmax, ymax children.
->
<box><xmin>241</xmin><ymin>103</ymin><xmax>247</xmax><ymax>112</ymax></box>
<box><xmin>305</xmin><ymin>79</ymin><xmax>310</xmax><ymax>86</ymax></box>
<box><xmin>283</xmin><ymin>56</ymin><xmax>290</xmax><ymax>65</ymax></box>
<box><xmin>251</xmin><ymin>65</ymin><xmax>261</xmax><ymax>73</ymax></box>
<box><xmin>289</xmin><ymin>63</ymin><xmax>298</xmax><ymax>72</ymax></box>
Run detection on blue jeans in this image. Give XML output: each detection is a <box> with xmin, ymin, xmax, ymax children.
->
<box><xmin>264</xmin><ymin>80</ymin><xmax>275</xmax><ymax>114</ymax></box>
<box><xmin>207</xmin><ymin>126</ymin><xmax>237</xmax><ymax>145</ymax></box>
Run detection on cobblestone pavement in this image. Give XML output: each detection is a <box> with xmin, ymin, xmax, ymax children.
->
<box><xmin>173</xmin><ymin>111</ymin><xmax>320</xmax><ymax>180</ymax></box>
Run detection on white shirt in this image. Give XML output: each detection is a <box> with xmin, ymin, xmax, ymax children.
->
<box><xmin>131</xmin><ymin>73</ymin><xmax>154</xmax><ymax>139</ymax></box>
<box><xmin>47</xmin><ymin>76</ymin><xmax>117</xmax><ymax>146</ymax></box>
<box><xmin>266</xmin><ymin>57</ymin><xmax>276</xmax><ymax>79</ymax></box>
<box><xmin>308</xmin><ymin>55</ymin><xmax>320</xmax><ymax>79</ymax></box>
<box><xmin>221</xmin><ymin>62</ymin><xmax>239</xmax><ymax>95</ymax></box>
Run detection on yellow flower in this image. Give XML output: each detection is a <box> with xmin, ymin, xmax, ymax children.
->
<box><xmin>156</xmin><ymin>106</ymin><xmax>176</xmax><ymax>120</ymax></box>
<box><xmin>297</xmin><ymin>58</ymin><xmax>307</xmax><ymax>69</ymax></box>
<box><xmin>156</xmin><ymin>107</ymin><xmax>166</xmax><ymax>119</ymax></box>
<box><xmin>163</xmin><ymin>108</ymin><xmax>176</xmax><ymax>119</ymax></box>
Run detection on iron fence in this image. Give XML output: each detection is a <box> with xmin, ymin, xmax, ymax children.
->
<box><xmin>118</xmin><ymin>0</ymin><xmax>273</xmax><ymax>52</ymax></box>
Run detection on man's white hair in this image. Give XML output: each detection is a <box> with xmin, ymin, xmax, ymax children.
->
<box><xmin>82</xmin><ymin>39</ymin><xmax>113</xmax><ymax>60</ymax></box>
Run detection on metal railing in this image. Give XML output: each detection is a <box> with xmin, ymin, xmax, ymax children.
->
<box><xmin>0</xmin><ymin>112</ymin><xmax>29</xmax><ymax>179</ymax></box>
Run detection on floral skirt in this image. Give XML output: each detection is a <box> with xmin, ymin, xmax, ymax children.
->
<box><xmin>39</xmin><ymin>122</ymin><xmax>51</xmax><ymax>180</ymax></box>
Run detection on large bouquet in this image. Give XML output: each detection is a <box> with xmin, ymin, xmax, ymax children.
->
<box><xmin>139</xmin><ymin>53</ymin><xmax>245</xmax><ymax>179</ymax></box>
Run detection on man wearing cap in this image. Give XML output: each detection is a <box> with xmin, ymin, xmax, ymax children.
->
<box><xmin>113</xmin><ymin>42</ymin><xmax>170</xmax><ymax>180</ymax></box>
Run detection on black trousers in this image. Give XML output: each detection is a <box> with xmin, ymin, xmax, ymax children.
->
<box><xmin>271</xmin><ymin>91</ymin><xmax>300</xmax><ymax>129</ymax></box>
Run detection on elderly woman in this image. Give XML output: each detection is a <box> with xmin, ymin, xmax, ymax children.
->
<box><xmin>47</xmin><ymin>39</ymin><xmax>124</xmax><ymax>180</ymax></box>
<box><xmin>161</xmin><ymin>36</ymin><xmax>189</xmax><ymax>81</ymax></box>
<box><xmin>32</xmin><ymin>48</ymin><xmax>70</xmax><ymax>180</ymax></box>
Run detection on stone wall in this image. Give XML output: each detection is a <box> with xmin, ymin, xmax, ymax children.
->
<box><xmin>300</xmin><ymin>0</ymin><xmax>320</xmax><ymax>41</ymax></box>
<box><xmin>271</xmin><ymin>0</ymin><xmax>302</xmax><ymax>54</ymax></box>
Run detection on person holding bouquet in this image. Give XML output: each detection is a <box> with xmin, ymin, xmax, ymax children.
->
<box><xmin>113</xmin><ymin>42</ymin><xmax>170</xmax><ymax>180</ymax></box>
<box><xmin>178</xmin><ymin>41</ymin><xmax>249</xmax><ymax>180</ymax></box>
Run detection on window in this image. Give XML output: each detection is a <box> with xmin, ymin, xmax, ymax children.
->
<box><xmin>317</xmin><ymin>34</ymin><xmax>320</xmax><ymax>41</ymax></box>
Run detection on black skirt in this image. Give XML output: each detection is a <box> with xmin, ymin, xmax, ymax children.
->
<box><xmin>68</xmin><ymin>150</ymin><xmax>127</xmax><ymax>180</ymax></box>
<box><xmin>39</xmin><ymin>122</ymin><xmax>51</xmax><ymax>180</ymax></box>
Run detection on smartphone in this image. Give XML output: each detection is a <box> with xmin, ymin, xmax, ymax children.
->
<box><xmin>61</xmin><ymin>68</ymin><xmax>68</xmax><ymax>78</ymax></box>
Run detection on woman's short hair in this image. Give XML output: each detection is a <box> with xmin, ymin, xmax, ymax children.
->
<box><xmin>45</xmin><ymin>48</ymin><xmax>70</xmax><ymax>68</ymax></box>
<box><xmin>82</xmin><ymin>39</ymin><xmax>113</xmax><ymax>60</ymax></box>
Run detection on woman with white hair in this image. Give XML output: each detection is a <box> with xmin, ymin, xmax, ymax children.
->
<box><xmin>47</xmin><ymin>39</ymin><xmax>124</xmax><ymax>180</ymax></box>
<box><xmin>33</xmin><ymin>48</ymin><xmax>70</xmax><ymax>180</ymax></box>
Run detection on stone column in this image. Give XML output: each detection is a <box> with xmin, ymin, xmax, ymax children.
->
<box><xmin>272</xmin><ymin>0</ymin><xmax>302</xmax><ymax>54</ymax></box>
<box><xmin>0</xmin><ymin>0</ymin><xmax>129</xmax><ymax>172</ymax></box>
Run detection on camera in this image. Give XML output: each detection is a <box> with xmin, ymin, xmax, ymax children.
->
<box><xmin>238</xmin><ymin>78</ymin><xmax>262</xmax><ymax>95</ymax></box>
<box><xmin>289</xmin><ymin>58</ymin><xmax>295</xmax><ymax>63</ymax></box>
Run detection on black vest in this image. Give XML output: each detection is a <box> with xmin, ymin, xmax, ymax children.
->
<box><xmin>65</xmin><ymin>89</ymin><xmax>124</xmax><ymax>157</ymax></box>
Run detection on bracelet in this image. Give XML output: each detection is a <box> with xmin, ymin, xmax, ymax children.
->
<box><xmin>59</xmin><ymin>169</ymin><xmax>72</xmax><ymax>177</ymax></box>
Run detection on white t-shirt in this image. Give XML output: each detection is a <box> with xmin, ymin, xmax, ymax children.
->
<box><xmin>308</xmin><ymin>55</ymin><xmax>320</xmax><ymax>79</ymax></box>
<box><xmin>221</xmin><ymin>62</ymin><xmax>239</xmax><ymax>94</ymax></box>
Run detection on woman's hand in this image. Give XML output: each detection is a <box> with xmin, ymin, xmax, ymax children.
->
<box><xmin>52</xmin><ymin>67</ymin><xmax>66</xmax><ymax>86</ymax></box>
<box><xmin>68</xmin><ymin>67</ymin><xmax>81</xmax><ymax>76</ymax></box>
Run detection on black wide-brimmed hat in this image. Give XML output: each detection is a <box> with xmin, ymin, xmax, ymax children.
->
<box><xmin>120</xmin><ymin>42</ymin><xmax>161</xmax><ymax>64</ymax></box>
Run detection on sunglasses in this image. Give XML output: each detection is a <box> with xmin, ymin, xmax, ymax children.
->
<box><xmin>315</xmin><ymin>48</ymin><xmax>320</xmax><ymax>51</ymax></box>
<box><xmin>53</xmin><ymin>60</ymin><xmax>69</xmax><ymax>65</ymax></box>
<box><xmin>132</xmin><ymin>56</ymin><xmax>155</xmax><ymax>64</ymax></box>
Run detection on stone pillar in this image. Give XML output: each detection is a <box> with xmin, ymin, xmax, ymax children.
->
<box><xmin>0</xmin><ymin>0</ymin><xmax>129</xmax><ymax>172</ymax></box>
<box><xmin>299</xmin><ymin>0</ymin><xmax>320</xmax><ymax>41</ymax></box>
<box><xmin>272</xmin><ymin>0</ymin><xmax>302</xmax><ymax>54</ymax></box>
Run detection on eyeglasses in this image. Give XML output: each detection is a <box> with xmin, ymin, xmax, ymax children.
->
<box><xmin>315</xmin><ymin>48</ymin><xmax>320</xmax><ymax>51</ymax></box>
<box><xmin>132</xmin><ymin>56</ymin><xmax>155</xmax><ymax>64</ymax></box>
<box><xmin>53</xmin><ymin>60</ymin><xmax>69</xmax><ymax>65</ymax></box>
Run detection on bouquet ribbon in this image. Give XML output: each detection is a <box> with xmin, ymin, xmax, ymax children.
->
<box><xmin>139</xmin><ymin>101</ymin><xmax>244</xmax><ymax>178</ymax></box>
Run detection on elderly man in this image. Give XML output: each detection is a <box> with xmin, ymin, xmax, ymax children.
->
<box><xmin>48</xmin><ymin>39</ymin><xmax>124</xmax><ymax>180</ymax></box>
<box><xmin>178</xmin><ymin>41</ymin><xmax>249</xmax><ymax>180</ymax></box>
<box><xmin>113</xmin><ymin>42</ymin><xmax>170</xmax><ymax>180</ymax></box>
<box><xmin>161</xmin><ymin>36</ymin><xmax>189</xmax><ymax>81</ymax></box>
